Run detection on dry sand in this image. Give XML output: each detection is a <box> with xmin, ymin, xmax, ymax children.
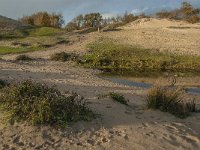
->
<box><xmin>0</xmin><ymin>18</ymin><xmax>200</xmax><ymax>150</ymax></box>
<box><xmin>103</xmin><ymin>18</ymin><xmax>200</xmax><ymax>56</ymax></box>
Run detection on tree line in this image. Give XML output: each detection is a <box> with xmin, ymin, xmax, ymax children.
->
<box><xmin>19</xmin><ymin>12</ymin><xmax>64</xmax><ymax>28</ymax></box>
<box><xmin>156</xmin><ymin>2</ymin><xmax>200</xmax><ymax>23</ymax></box>
<box><xmin>65</xmin><ymin>12</ymin><xmax>147</xmax><ymax>31</ymax></box>
<box><xmin>19</xmin><ymin>2</ymin><xmax>200</xmax><ymax>30</ymax></box>
<box><xmin>19</xmin><ymin>11</ymin><xmax>145</xmax><ymax>30</ymax></box>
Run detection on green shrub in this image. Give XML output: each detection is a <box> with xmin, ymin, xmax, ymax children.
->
<box><xmin>50</xmin><ymin>52</ymin><xmax>78</xmax><ymax>62</ymax></box>
<box><xmin>109</xmin><ymin>92</ymin><xmax>128</xmax><ymax>105</ymax></box>
<box><xmin>15</xmin><ymin>55</ymin><xmax>33</xmax><ymax>61</ymax></box>
<box><xmin>0</xmin><ymin>80</ymin><xmax>95</xmax><ymax>125</ymax></box>
<box><xmin>0</xmin><ymin>79</ymin><xmax>8</xmax><ymax>89</ymax></box>
<box><xmin>146</xmin><ymin>86</ymin><xmax>197</xmax><ymax>118</ymax></box>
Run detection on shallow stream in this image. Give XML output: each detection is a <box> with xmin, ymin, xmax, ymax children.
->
<box><xmin>103</xmin><ymin>76</ymin><xmax>200</xmax><ymax>95</ymax></box>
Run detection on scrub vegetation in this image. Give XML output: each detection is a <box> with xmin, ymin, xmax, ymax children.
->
<box><xmin>78</xmin><ymin>40</ymin><xmax>200</xmax><ymax>77</ymax></box>
<box><xmin>0</xmin><ymin>80</ymin><xmax>95</xmax><ymax>126</ymax></box>
<box><xmin>146</xmin><ymin>86</ymin><xmax>197</xmax><ymax>118</ymax></box>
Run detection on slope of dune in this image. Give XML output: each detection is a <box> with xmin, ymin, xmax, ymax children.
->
<box><xmin>102</xmin><ymin>18</ymin><xmax>200</xmax><ymax>55</ymax></box>
<box><xmin>0</xmin><ymin>15</ymin><xmax>29</xmax><ymax>30</ymax></box>
<box><xmin>122</xmin><ymin>18</ymin><xmax>200</xmax><ymax>29</ymax></box>
<box><xmin>0</xmin><ymin>18</ymin><xmax>200</xmax><ymax>150</ymax></box>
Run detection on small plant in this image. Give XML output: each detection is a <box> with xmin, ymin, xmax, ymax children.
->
<box><xmin>146</xmin><ymin>86</ymin><xmax>197</xmax><ymax>118</ymax></box>
<box><xmin>0</xmin><ymin>80</ymin><xmax>95</xmax><ymax>125</ymax></box>
<box><xmin>0</xmin><ymin>79</ymin><xmax>8</xmax><ymax>89</ymax></box>
<box><xmin>50</xmin><ymin>52</ymin><xmax>78</xmax><ymax>62</ymax></box>
<box><xmin>15</xmin><ymin>55</ymin><xmax>33</xmax><ymax>61</ymax></box>
<box><xmin>109</xmin><ymin>92</ymin><xmax>128</xmax><ymax>105</ymax></box>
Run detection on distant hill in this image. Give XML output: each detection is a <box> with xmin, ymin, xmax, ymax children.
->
<box><xmin>0</xmin><ymin>15</ymin><xmax>29</xmax><ymax>30</ymax></box>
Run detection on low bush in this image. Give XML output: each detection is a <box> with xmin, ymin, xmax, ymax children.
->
<box><xmin>146</xmin><ymin>86</ymin><xmax>197</xmax><ymax>118</ymax></box>
<box><xmin>15</xmin><ymin>55</ymin><xmax>33</xmax><ymax>61</ymax></box>
<box><xmin>0</xmin><ymin>80</ymin><xmax>95</xmax><ymax>125</ymax></box>
<box><xmin>187</xmin><ymin>15</ymin><xmax>200</xmax><ymax>24</ymax></box>
<box><xmin>156</xmin><ymin>2</ymin><xmax>200</xmax><ymax>23</ymax></box>
<box><xmin>50</xmin><ymin>52</ymin><xmax>78</xmax><ymax>62</ymax></box>
<box><xmin>0</xmin><ymin>79</ymin><xmax>8</xmax><ymax>89</ymax></box>
<box><xmin>109</xmin><ymin>92</ymin><xmax>128</xmax><ymax>105</ymax></box>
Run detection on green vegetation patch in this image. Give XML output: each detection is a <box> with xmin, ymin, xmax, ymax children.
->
<box><xmin>50</xmin><ymin>52</ymin><xmax>79</xmax><ymax>62</ymax></box>
<box><xmin>78</xmin><ymin>40</ymin><xmax>200</xmax><ymax>77</ymax></box>
<box><xmin>15</xmin><ymin>36</ymin><xmax>68</xmax><ymax>48</ymax></box>
<box><xmin>97</xmin><ymin>92</ymin><xmax>128</xmax><ymax>105</ymax></box>
<box><xmin>146</xmin><ymin>86</ymin><xmax>197</xmax><ymax>118</ymax></box>
<box><xmin>27</xmin><ymin>27</ymin><xmax>63</xmax><ymax>37</ymax></box>
<box><xmin>0</xmin><ymin>27</ymin><xmax>68</xmax><ymax>55</ymax></box>
<box><xmin>0</xmin><ymin>80</ymin><xmax>95</xmax><ymax>126</ymax></box>
<box><xmin>0</xmin><ymin>46</ymin><xmax>43</xmax><ymax>55</ymax></box>
<box><xmin>0</xmin><ymin>79</ymin><xmax>8</xmax><ymax>89</ymax></box>
<box><xmin>109</xmin><ymin>92</ymin><xmax>128</xmax><ymax>105</ymax></box>
<box><xmin>0</xmin><ymin>27</ymin><xmax>63</xmax><ymax>39</ymax></box>
<box><xmin>0</xmin><ymin>29</ymin><xmax>29</xmax><ymax>39</ymax></box>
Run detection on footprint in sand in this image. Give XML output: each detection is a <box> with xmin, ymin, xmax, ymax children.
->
<box><xmin>180</xmin><ymin>135</ymin><xmax>200</xmax><ymax>147</ymax></box>
<box><xmin>145</xmin><ymin>131</ymin><xmax>156</xmax><ymax>138</ymax></box>
<box><xmin>162</xmin><ymin>123</ymin><xmax>200</xmax><ymax>148</ymax></box>
<box><xmin>124</xmin><ymin>107</ymin><xmax>134</xmax><ymax>115</ymax></box>
<box><xmin>124</xmin><ymin>111</ymin><xmax>132</xmax><ymax>115</ymax></box>
<box><xmin>142</xmin><ymin>123</ymin><xmax>150</xmax><ymax>128</ymax></box>
<box><xmin>135</xmin><ymin>116</ymin><xmax>142</xmax><ymax>120</ymax></box>
<box><xmin>106</xmin><ymin>106</ymin><xmax>112</xmax><ymax>109</ymax></box>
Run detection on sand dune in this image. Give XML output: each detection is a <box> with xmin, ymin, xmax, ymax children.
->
<box><xmin>103</xmin><ymin>18</ymin><xmax>200</xmax><ymax>56</ymax></box>
<box><xmin>0</xmin><ymin>18</ymin><xmax>200</xmax><ymax>149</ymax></box>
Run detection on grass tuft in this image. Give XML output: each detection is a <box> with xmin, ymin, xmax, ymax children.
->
<box><xmin>0</xmin><ymin>79</ymin><xmax>8</xmax><ymax>89</ymax></box>
<box><xmin>50</xmin><ymin>52</ymin><xmax>78</xmax><ymax>62</ymax></box>
<box><xmin>109</xmin><ymin>92</ymin><xmax>128</xmax><ymax>105</ymax></box>
<box><xmin>15</xmin><ymin>55</ymin><xmax>33</xmax><ymax>61</ymax></box>
<box><xmin>146</xmin><ymin>86</ymin><xmax>197</xmax><ymax>118</ymax></box>
<box><xmin>0</xmin><ymin>80</ymin><xmax>95</xmax><ymax>125</ymax></box>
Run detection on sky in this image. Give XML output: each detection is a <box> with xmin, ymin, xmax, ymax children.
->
<box><xmin>0</xmin><ymin>0</ymin><xmax>200</xmax><ymax>24</ymax></box>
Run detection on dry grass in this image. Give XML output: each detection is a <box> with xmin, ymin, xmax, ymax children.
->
<box><xmin>146</xmin><ymin>86</ymin><xmax>197</xmax><ymax>118</ymax></box>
